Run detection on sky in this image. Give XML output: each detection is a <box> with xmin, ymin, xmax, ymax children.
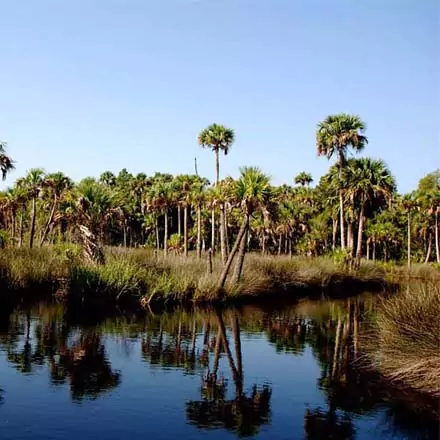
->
<box><xmin>0</xmin><ymin>0</ymin><xmax>439</xmax><ymax>193</ymax></box>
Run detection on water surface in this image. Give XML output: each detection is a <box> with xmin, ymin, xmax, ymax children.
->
<box><xmin>0</xmin><ymin>296</ymin><xmax>437</xmax><ymax>439</ymax></box>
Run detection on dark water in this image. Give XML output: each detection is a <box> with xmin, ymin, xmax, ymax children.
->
<box><xmin>0</xmin><ymin>296</ymin><xmax>438</xmax><ymax>440</ymax></box>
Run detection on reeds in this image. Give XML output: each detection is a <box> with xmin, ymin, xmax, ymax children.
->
<box><xmin>0</xmin><ymin>247</ymin><xmax>436</xmax><ymax>303</ymax></box>
<box><xmin>364</xmin><ymin>282</ymin><xmax>440</xmax><ymax>397</ymax></box>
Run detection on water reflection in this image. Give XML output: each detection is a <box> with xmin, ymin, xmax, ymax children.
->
<box><xmin>0</xmin><ymin>296</ymin><xmax>438</xmax><ymax>439</ymax></box>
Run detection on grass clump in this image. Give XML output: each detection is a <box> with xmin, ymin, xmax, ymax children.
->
<box><xmin>364</xmin><ymin>283</ymin><xmax>440</xmax><ymax>397</ymax></box>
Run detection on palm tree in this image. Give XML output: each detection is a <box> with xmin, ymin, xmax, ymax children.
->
<box><xmin>218</xmin><ymin>167</ymin><xmax>272</xmax><ymax>289</ymax></box>
<box><xmin>317</xmin><ymin>114</ymin><xmax>368</xmax><ymax>249</ymax></box>
<box><xmin>198</xmin><ymin>124</ymin><xmax>235</xmax><ymax>259</ymax></box>
<box><xmin>295</xmin><ymin>171</ymin><xmax>313</xmax><ymax>187</ymax></box>
<box><xmin>198</xmin><ymin>124</ymin><xmax>235</xmax><ymax>186</ymax></box>
<box><xmin>0</xmin><ymin>141</ymin><xmax>14</xmax><ymax>180</ymax></box>
<box><xmin>24</xmin><ymin>168</ymin><xmax>45</xmax><ymax>248</ymax></box>
<box><xmin>39</xmin><ymin>172</ymin><xmax>73</xmax><ymax>246</ymax></box>
<box><xmin>2</xmin><ymin>188</ymin><xmax>19</xmax><ymax>246</ymax></box>
<box><xmin>345</xmin><ymin>158</ymin><xmax>396</xmax><ymax>266</ymax></box>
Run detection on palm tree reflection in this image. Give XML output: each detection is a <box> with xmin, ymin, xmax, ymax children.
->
<box><xmin>186</xmin><ymin>310</ymin><xmax>272</xmax><ymax>437</ymax></box>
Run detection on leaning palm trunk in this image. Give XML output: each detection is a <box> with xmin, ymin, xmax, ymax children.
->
<box><xmin>79</xmin><ymin>225</ymin><xmax>105</xmax><ymax>265</ymax></box>
<box><xmin>196</xmin><ymin>205</ymin><xmax>202</xmax><ymax>259</ymax></box>
<box><xmin>219</xmin><ymin>206</ymin><xmax>227</xmax><ymax>265</ymax></box>
<box><xmin>231</xmin><ymin>225</ymin><xmax>248</xmax><ymax>285</ymax></box>
<box><xmin>40</xmin><ymin>196</ymin><xmax>58</xmax><ymax>247</ymax></box>
<box><xmin>29</xmin><ymin>196</ymin><xmax>37</xmax><ymax>249</ymax></box>
<box><xmin>217</xmin><ymin>216</ymin><xmax>248</xmax><ymax>290</ymax></box>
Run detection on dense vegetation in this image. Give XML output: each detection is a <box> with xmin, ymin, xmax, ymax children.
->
<box><xmin>1</xmin><ymin>116</ymin><xmax>439</xmax><ymax>273</ymax></box>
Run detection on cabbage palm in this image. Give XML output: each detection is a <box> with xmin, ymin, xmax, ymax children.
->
<box><xmin>0</xmin><ymin>141</ymin><xmax>14</xmax><ymax>180</ymax></box>
<box><xmin>39</xmin><ymin>172</ymin><xmax>73</xmax><ymax>246</ymax></box>
<box><xmin>198</xmin><ymin>124</ymin><xmax>235</xmax><ymax>185</ymax></box>
<box><xmin>218</xmin><ymin>167</ymin><xmax>272</xmax><ymax>288</ymax></box>
<box><xmin>24</xmin><ymin>168</ymin><xmax>45</xmax><ymax>248</ymax></box>
<box><xmin>295</xmin><ymin>171</ymin><xmax>313</xmax><ymax>187</ymax></box>
<box><xmin>345</xmin><ymin>158</ymin><xmax>395</xmax><ymax>266</ymax></box>
<box><xmin>317</xmin><ymin>114</ymin><xmax>368</xmax><ymax>249</ymax></box>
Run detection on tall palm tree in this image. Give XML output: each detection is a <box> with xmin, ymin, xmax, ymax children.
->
<box><xmin>295</xmin><ymin>171</ymin><xmax>313</xmax><ymax>187</ymax></box>
<box><xmin>317</xmin><ymin>114</ymin><xmax>368</xmax><ymax>249</ymax></box>
<box><xmin>198</xmin><ymin>124</ymin><xmax>235</xmax><ymax>186</ymax></box>
<box><xmin>198</xmin><ymin>124</ymin><xmax>235</xmax><ymax>258</ymax></box>
<box><xmin>346</xmin><ymin>158</ymin><xmax>395</xmax><ymax>266</ymax></box>
<box><xmin>218</xmin><ymin>167</ymin><xmax>272</xmax><ymax>289</ymax></box>
<box><xmin>0</xmin><ymin>141</ymin><xmax>14</xmax><ymax>181</ymax></box>
<box><xmin>24</xmin><ymin>168</ymin><xmax>45</xmax><ymax>248</ymax></box>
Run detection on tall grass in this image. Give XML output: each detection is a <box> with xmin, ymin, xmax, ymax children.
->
<box><xmin>1</xmin><ymin>247</ymin><xmax>437</xmax><ymax>303</ymax></box>
<box><xmin>364</xmin><ymin>283</ymin><xmax>440</xmax><ymax>397</ymax></box>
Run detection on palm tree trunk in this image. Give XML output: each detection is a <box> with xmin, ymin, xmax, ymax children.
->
<box><xmin>224</xmin><ymin>207</ymin><xmax>229</xmax><ymax>257</ymax></box>
<box><xmin>339</xmin><ymin>191</ymin><xmax>346</xmax><ymax>249</ymax></box>
<box><xmin>11</xmin><ymin>212</ymin><xmax>16</xmax><ymax>247</ymax></box>
<box><xmin>347</xmin><ymin>222</ymin><xmax>353</xmax><ymax>253</ymax></box>
<box><xmin>164</xmin><ymin>210</ymin><xmax>168</xmax><ymax>257</ymax></box>
<box><xmin>231</xmin><ymin>223</ymin><xmax>248</xmax><ymax>285</ymax></box>
<box><xmin>355</xmin><ymin>203</ymin><xmax>365</xmax><ymax>266</ymax></box>
<box><xmin>177</xmin><ymin>205</ymin><xmax>181</xmax><ymax>237</ymax></box>
<box><xmin>424</xmin><ymin>233</ymin><xmax>432</xmax><ymax>263</ymax></box>
<box><xmin>332</xmin><ymin>218</ymin><xmax>337</xmax><ymax>249</ymax></box>
<box><xmin>278</xmin><ymin>233</ymin><xmax>282</xmax><ymax>256</ymax></box>
<box><xmin>435</xmin><ymin>211</ymin><xmax>440</xmax><ymax>263</ymax></box>
<box><xmin>211</xmin><ymin>209</ymin><xmax>215</xmax><ymax>254</ymax></box>
<box><xmin>197</xmin><ymin>205</ymin><xmax>202</xmax><ymax>259</ymax></box>
<box><xmin>29</xmin><ymin>196</ymin><xmax>37</xmax><ymax>249</ymax></box>
<box><xmin>220</xmin><ymin>206</ymin><xmax>227</xmax><ymax>265</ymax></box>
<box><xmin>366</xmin><ymin>238</ymin><xmax>370</xmax><ymax>261</ymax></box>
<box><xmin>289</xmin><ymin>235</ymin><xmax>293</xmax><ymax>258</ymax></box>
<box><xmin>262</xmin><ymin>232</ymin><xmax>266</xmax><ymax>255</ymax></box>
<box><xmin>39</xmin><ymin>195</ymin><xmax>58</xmax><ymax>247</ymax></box>
<box><xmin>184</xmin><ymin>205</ymin><xmax>188</xmax><ymax>257</ymax></box>
<box><xmin>215</xmin><ymin>149</ymin><xmax>220</xmax><ymax>186</ymax></box>
<box><xmin>218</xmin><ymin>215</ymin><xmax>248</xmax><ymax>290</ymax></box>
<box><xmin>407</xmin><ymin>211</ymin><xmax>411</xmax><ymax>270</ymax></box>
<box><xmin>155</xmin><ymin>216</ymin><xmax>160</xmax><ymax>251</ymax></box>
<box><xmin>18</xmin><ymin>205</ymin><xmax>25</xmax><ymax>248</ymax></box>
<box><xmin>372</xmin><ymin>239</ymin><xmax>376</xmax><ymax>262</ymax></box>
<box><xmin>123</xmin><ymin>224</ymin><xmax>127</xmax><ymax>248</ymax></box>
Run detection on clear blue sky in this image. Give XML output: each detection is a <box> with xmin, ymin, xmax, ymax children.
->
<box><xmin>0</xmin><ymin>0</ymin><xmax>438</xmax><ymax>193</ymax></box>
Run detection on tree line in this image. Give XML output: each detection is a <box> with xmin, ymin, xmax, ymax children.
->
<box><xmin>1</xmin><ymin>114</ymin><xmax>439</xmax><ymax>275</ymax></box>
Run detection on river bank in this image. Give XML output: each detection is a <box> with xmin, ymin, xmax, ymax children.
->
<box><xmin>0</xmin><ymin>246</ymin><xmax>404</xmax><ymax>305</ymax></box>
<box><xmin>1</xmin><ymin>247</ymin><xmax>439</xmax><ymax>306</ymax></box>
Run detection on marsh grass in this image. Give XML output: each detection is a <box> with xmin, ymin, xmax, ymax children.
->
<box><xmin>364</xmin><ymin>282</ymin><xmax>440</xmax><ymax>397</ymax></box>
<box><xmin>1</xmin><ymin>247</ymin><xmax>438</xmax><ymax>303</ymax></box>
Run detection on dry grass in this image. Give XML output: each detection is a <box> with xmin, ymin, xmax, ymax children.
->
<box><xmin>0</xmin><ymin>247</ymin><xmax>433</xmax><ymax>304</ymax></box>
<box><xmin>364</xmin><ymin>282</ymin><xmax>440</xmax><ymax>397</ymax></box>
